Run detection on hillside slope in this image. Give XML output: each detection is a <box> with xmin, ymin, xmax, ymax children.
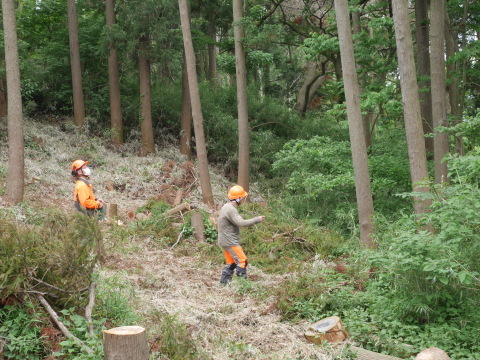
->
<box><xmin>0</xmin><ymin>119</ymin><xmax>350</xmax><ymax>359</ymax></box>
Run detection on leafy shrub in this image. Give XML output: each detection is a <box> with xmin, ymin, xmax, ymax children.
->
<box><xmin>0</xmin><ymin>303</ymin><xmax>44</xmax><ymax>360</ymax></box>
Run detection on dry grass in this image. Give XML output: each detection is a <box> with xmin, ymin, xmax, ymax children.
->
<box><xmin>0</xmin><ymin>118</ymin><xmax>350</xmax><ymax>359</ymax></box>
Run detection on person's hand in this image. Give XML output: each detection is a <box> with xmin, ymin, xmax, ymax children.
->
<box><xmin>258</xmin><ymin>216</ymin><xmax>265</xmax><ymax>222</ymax></box>
<box><xmin>98</xmin><ymin>199</ymin><xmax>105</xmax><ymax>208</ymax></box>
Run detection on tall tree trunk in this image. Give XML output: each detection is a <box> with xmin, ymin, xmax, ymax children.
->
<box><xmin>67</xmin><ymin>0</ymin><xmax>85</xmax><ymax>127</ymax></box>
<box><xmin>430</xmin><ymin>0</ymin><xmax>449</xmax><ymax>183</ymax></box>
<box><xmin>3</xmin><ymin>0</ymin><xmax>24</xmax><ymax>204</ymax></box>
<box><xmin>415</xmin><ymin>0</ymin><xmax>434</xmax><ymax>156</ymax></box>
<box><xmin>0</xmin><ymin>75</ymin><xmax>7</xmax><ymax>119</ymax></box>
<box><xmin>106</xmin><ymin>0</ymin><xmax>124</xmax><ymax>146</ymax></box>
<box><xmin>178</xmin><ymin>0</ymin><xmax>214</xmax><ymax>205</ymax></box>
<box><xmin>207</xmin><ymin>22</ymin><xmax>217</xmax><ymax>84</ymax></box>
<box><xmin>352</xmin><ymin>9</ymin><xmax>372</xmax><ymax>148</ymax></box>
<box><xmin>180</xmin><ymin>52</ymin><xmax>192</xmax><ymax>158</ymax></box>
<box><xmin>139</xmin><ymin>35</ymin><xmax>155</xmax><ymax>155</ymax></box>
<box><xmin>392</xmin><ymin>0</ymin><xmax>431</xmax><ymax>215</ymax></box>
<box><xmin>445</xmin><ymin>12</ymin><xmax>464</xmax><ymax>155</ymax></box>
<box><xmin>232</xmin><ymin>0</ymin><xmax>249</xmax><ymax>191</ymax></box>
<box><xmin>335</xmin><ymin>0</ymin><xmax>375</xmax><ymax>248</ymax></box>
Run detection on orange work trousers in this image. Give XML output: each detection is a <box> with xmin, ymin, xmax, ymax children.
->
<box><xmin>222</xmin><ymin>246</ymin><xmax>247</xmax><ymax>269</ymax></box>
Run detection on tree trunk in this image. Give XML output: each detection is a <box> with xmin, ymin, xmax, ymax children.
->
<box><xmin>0</xmin><ymin>75</ymin><xmax>7</xmax><ymax>119</ymax></box>
<box><xmin>191</xmin><ymin>211</ymin><xmax>206</xmax><ymax>242</ymax></box>
<box><xmin>67</xmin><ymin>0</ymin><xmax>85</xmax><ymax>127</ymax></box>
<box><xmin>178</xmin><ymin>0</ymin><xmax>214</xmax><ymax>205</ymax></box>
<box><xmin>207</xmin><ymin>22</ymin><xmax>217</xmax><ymax>83</ymax></box>
<box><xmin>3</xmin><ymin>0</ymin><xmax>24</xmax><ymax>205</ymax></box>
<box><xmin>335</xmin><ymin>0</ymin><xmax>375</xmax><ymax>248</ymax></box>
<box><xmin>180</xmin><ymin>51</ymin><xmax>192</xmax><ymax>158</ymax></box>
<box><xmin>106</xmin><ymin>0</ymin><xmax>124</xmax><ymax>146</ymax></box>
<box><xmin>445</xmin><ymin>15</ymin><xmax>464</xmax><ymax>155</ymax></box>
<box><xmin>392</xmin><ymin>0</ymin><xmax>431</xmax><ymax>215</ymax></box>
<box><xmin>233</xmin><ymin>0</ymin><xmax>250</xmax><ymax>192</ymax></box>
<box><xmin>415</xmin><ymin>0</ymin><xmax>434</xmax><ymax>156</ymax></box>
<box><xmin>430</xmin><ymin>0</ymin><xmax>449</xmax><ymax>183</ymax></box>
<box><xmin>352</xmin><ymin>9</ymin><xmax>372</xmax><ymax>148</ymax></box>
<box><xmin>139</xmin><ymin>35</ymin><xmax>155</xmax><ymax>155</ymax></box>
<box><xmin>103</xmin><ymin>326</ymin><xmax>149</xmax><ymax>360</ymax></box>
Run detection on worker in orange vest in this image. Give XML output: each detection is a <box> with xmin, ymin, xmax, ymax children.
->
<box><xmin>217</xmin><ymin>185</ymin><xmax>265</xmax><ymax>285</ymax></box>
<box><xmin>71</xmin><ymin>160</ymin><xmax>105</xmax><ymax>219</ymax></box>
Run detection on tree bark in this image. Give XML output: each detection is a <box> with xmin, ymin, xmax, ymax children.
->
<box><xmin>415</xmin><ymin>0</ymin><xmax>434</xmax><ymax>155</ymax></box>
<box><xmin>430</xmin><ymin>0</ymin><xmax>449</xmax><ymax>183</ymax></box>
<box><xmin>207</xmin><ymin>22</ymin><xmax>217</xmax><ymax>83</ymax></box>
<box><xmin>352</xmin><ymin>9</ymin><xmax>372</xmax><ymax>148</ymax></box>
<box><xmin>106</xmin><ymin>0</ymin><xmax>124</xmax><ymax>146</ymax></box>
<box><xmin>0</xmin><ymin>75</ymin><xmax>7</xmax><ymax>119</ymax></box>
<box><xmin>178</xmin><ymin>0</ymin><xmax>214</xmax><ymax>205</ymax></box>
<box><xmin>335</xmin><ymin>0</ymin><xmax>375</xmax><ymax>248</ymax></box>
<box><xmin>103</xmin><ymin>326</ymin><xmax>149</xmax><ymax>360</ymax></box>
<box><xmin>180</xmin><ymin>51</ymin><xmax>192</xmax><ymax>157</ymax></box>
<box><xmin>3</xmin><ymin>0</ymin><xmax>24</xmax><ymax>205</ymax></box>
<box><xmin>233</xmin><ymin>0</ymin><xmax>250</xmax><ymax>192</ymax></box>
<box><xmin>191</xmin><ymin>211</ymin><xmax>206</xmax><ymax>242</ymax></box>
<box><xmin>139</xmin><ymin>35</ymin><xmax>155</xmax><ymax>155</ymax></box>
<box><xmin>445</xmin><ymin>15</ymin><xmax>464</xmax><ymax>155</ymax></box>
<box><xmin>392</xmin><ymin>0</ymin><xmax>431</xmax><ymax>215</ymax></box>
<box><xmin>67</xmin><ymin>0</ymin><xmax>85</xmax><ymax>127</ymax></box>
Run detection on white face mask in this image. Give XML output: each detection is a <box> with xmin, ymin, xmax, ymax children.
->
<box><xmin>82</xmin><ymin>167</ymin><xmax>91</xmax><ymax>176</ymax></box>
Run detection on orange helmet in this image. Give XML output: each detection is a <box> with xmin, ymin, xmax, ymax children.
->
<box><xmin>71</xmin><ymin>160</ymin><xmax>88</xmax><ymax>172</ymax></box>
<box><xmin>228</xmin><ymin>185</ymin><xmax>248</xmax><ymax>200</ymax></box>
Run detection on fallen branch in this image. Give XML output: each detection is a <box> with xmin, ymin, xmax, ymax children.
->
<box><xmin>85</xmin><ymin>282</ymin><xmax>96</xmax><ymax>336</ymax></box>
<box><xmin>172</xmin><ymin>228</ymin><xmax>185</xmax><ymax>248</ymax></box>
<box><xmin>37</xmin><ymin>294</ymin><xmax>94</xmax><ymax>355</ymax></box>
<box><xmin>272</xmin><ymin>226</ymin><xmax>303</xmax><ymax>240</ymax></box>
<box><xmin>32</xmin><ymin>277</ymin><xmax>88</xmax><ymax>294</ymax></box>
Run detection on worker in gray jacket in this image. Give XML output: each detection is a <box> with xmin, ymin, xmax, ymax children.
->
<box><xmin>218</xmin><ymin>185</ymin><xmax>265</xmax><ymax>285</ymax></box>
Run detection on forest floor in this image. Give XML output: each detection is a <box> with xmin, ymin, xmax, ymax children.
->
<box><xmin>0</xmin><ymin>119</ymin><xmax>353</xmax><ymax>359</ymax></box>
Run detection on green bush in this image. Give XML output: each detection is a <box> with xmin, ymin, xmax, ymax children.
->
<box><xmin>0</xmin><ymin>303</ymin><xmax>45</xmax><ymax>360</ymax></box>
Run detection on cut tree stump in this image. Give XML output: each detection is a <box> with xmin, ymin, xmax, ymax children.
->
<box><xmin>304</xmin><ymin>316</ymin><xmax>347</xmax><ymax>344</ymax></box>
<box><xmin>190</xmin><ymin>211</ymin><xmax>206</xmax><ymax>242</ymax></box>
<box><xmin>415</xmin><ymin>347</ymin><xmax>450</xmax><ymax>360</ymax></box>
<box><xmin>103</xmin><ymin>326</ymin><xmax>149</xmax><ymax>360</ymax></box>
<box><xmin>106</xmin><ymin>203</ymin><xmax>118</xmax><ymax>219</ymax></box>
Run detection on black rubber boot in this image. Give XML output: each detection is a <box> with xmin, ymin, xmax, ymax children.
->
<box><xmin>220</xmin><ymin>264</ymin><xmax>236</xmax><ymax>285</ymax></box>
<box><xmin>236</xmin><ymin>266</ymin><xmax>247</xmax><ymax>279</ymax></box>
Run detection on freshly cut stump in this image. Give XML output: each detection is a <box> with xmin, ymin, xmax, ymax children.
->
<box><xmin>106</xmin><ymin>203</ymin><xmax>118</xmax><ymax>219</ymax></box>
<box><xmin>304</xmin><ymin>316</ymin><xmax>347</xmax><ymax>344</ymax></box>
<box><xmin>103</xmin><ymin>326</ymin><xmax>149</xmax><ymax>360</ymax></box>
<box><xmin>415</xmin><ymin>347</ymin><xmax>450</xmax><ymax>360</ymax></box>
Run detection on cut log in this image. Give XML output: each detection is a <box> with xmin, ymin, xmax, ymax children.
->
<box><xmin>190</xmin><ymin>211</ymin><xmax>206</xmax><ymax>242</ymax></box>
<box><xmin>304</xmin><ymin>316</ymin><xmax>347</xmax><ymax>344</ymax></box>
<box><xmin>103</xmin><ymin>326</ymin><xmax>149</xmax><ymax>360</ymax></box>
<box><xmin>173</xmin><ymin>189</ymin><xmax>183</xmax><ymax>206</ymax></box>
<box><xmin>106</xmin><ymin>203</ymin><xmax>118</xmax><ymax>218</ymax></box>
<box><xmin>415</xmin><ymin>347</ymin><xmax>450</xmax><ymax>360</ymax></box>
<box><xmin>165</xmin><ymin>202</ymin><xmax>191</xmax><ymax>216</ymax></box>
